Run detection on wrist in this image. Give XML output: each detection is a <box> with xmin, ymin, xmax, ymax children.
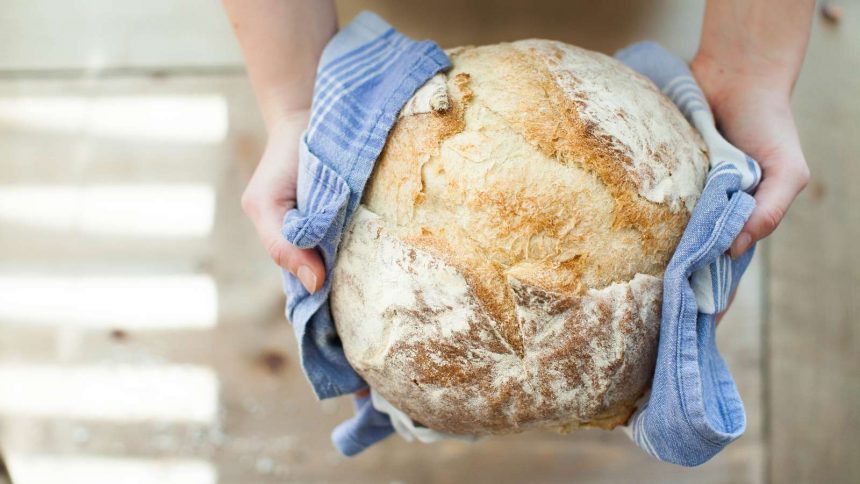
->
<box><xmin>690</xmin><ymin>52</ymin><xmax>793</xmax><ymax>113</ymax></box>
<box><xmin>265</xmin><ymin>106</ymin><xmax>311</xmax><ymax>139</ymax></box>
<box><xmin>259</xmin><ymin>85</ymin><xmax>313</xmax><ymax>132</ymax></box>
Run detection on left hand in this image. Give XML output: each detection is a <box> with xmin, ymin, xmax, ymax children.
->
<box><xmin>240</xmin><ymin>109</ymin><xmax>326</xmax><ymax>293</ymax></box>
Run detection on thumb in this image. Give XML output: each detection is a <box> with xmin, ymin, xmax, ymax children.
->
<box><xmin>265</xmin><ymin>231</ymin><xmax>326</xmax><ymax>294</ymax></box>
<box><xmin>729</xmin><ymin>162</ymin><xmax>809</xmax><ymax>259</ymax></box>
<box><xmin>244</xmin><ymin>197</ymin><xmax>326</xmax><ymax>293</ymax></box>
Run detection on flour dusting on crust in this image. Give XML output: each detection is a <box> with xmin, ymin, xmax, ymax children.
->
<box><xmin>514</xmin><ymin>40</ymin><xmax>707</xmax><ymax>212</ymax></box>
<box><xmin>331</xmin><ymin>40</ymin><xmax>707</xmax><ymax>436</ymax></box>
<box><xmin>332</xmin><ymin>208</ymin><xmax>661</xmax><ymax>435</ymax></box>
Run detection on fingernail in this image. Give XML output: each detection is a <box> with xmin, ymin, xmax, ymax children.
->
<box><xmin>730</xmin><ymin>233</ymin><xmax>752</xmax><ymax>259</ymax></box>
<box><xmin>297</xmin><ymin>265</ymin><xmax>318</xmax><ymax>293</ymax></box>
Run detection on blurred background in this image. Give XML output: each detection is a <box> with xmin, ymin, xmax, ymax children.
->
<box><xmin>0</xmin><ymin>1</ymin><xmax>856</xmax><ymax>483</ymax></box>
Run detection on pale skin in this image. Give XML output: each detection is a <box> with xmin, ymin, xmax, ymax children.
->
<box><xmin>223</xmin><ymin>0</ymin><xmax>814</xmax><ymax>343</ymax></box>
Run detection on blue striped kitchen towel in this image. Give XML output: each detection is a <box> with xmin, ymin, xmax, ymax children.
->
<box><xmin>615</xmin><ymin>41</ymin><xmax>761</xmax><ymax>466</ymax></box>
<box><xmin>280</xmin><ymin>10</ymin><xmax>761</xmax><ymax>463</ymax></box>
<box><xmin>277</xmin><ymin>11</ymin><xmax>450</xmax><ymax>455</ymax></box>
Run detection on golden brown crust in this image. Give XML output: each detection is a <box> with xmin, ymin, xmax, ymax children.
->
<box><xmin>331</xmin><ymin>40</ymin><xmax>708</xmax><ymax>435</ymax></box>
<box><xmin>503</xmin><ymin>42</ymin><xmax>693</xmax><ymax>259</ymax></box>
<box><xmin>332</xmin><ymin>210</ymin><xmax>662</xmax><ymax>435</ymax></box>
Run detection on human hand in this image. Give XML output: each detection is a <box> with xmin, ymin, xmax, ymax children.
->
<box><xmin>240</xmin><ymin>109</ymin><xmax>325</xmax><ymax>293</ymax></box>
<box><xmin>691</xmin><ymin>55</ymin><xmax>810</xmax><ymax>260</ymax></box>
<box><xmin>692</xmin><ymin>54</ymin><xmax>810</xmax><ymax>325</ymax></box>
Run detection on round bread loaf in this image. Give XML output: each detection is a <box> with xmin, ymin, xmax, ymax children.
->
<box><xmin>330</xmin><ymin>40</ymin><xmax>709</xmax><ymax>435</ymax></box>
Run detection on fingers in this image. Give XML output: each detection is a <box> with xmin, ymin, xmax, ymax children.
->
<box><xmin>729</xmin><ymin>159</ymin><xmax>809</xmax><ymax>259</ymax></box>
<box><xmin>242</xmin><ymin>191</ymin><xmax>326</xmax><ymax>294</ymax></box>
<box><xmin>265</xmin><ymin>233</ymin><xmax>325</xmax><ymax>294</ymax></box>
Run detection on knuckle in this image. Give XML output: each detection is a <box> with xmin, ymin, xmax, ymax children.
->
<box><xmin>265</xmin><ymin>239</ymin><xmax>292</xmax><ymax>269</ymax></box>
<box><xmin>796</xmin><ymin>164</ymin><xmax>811</xmax><ymax>188</ymax></box>
<box><xmin>781</xmin><ymin>160</ymin><xmax>811</xmax><ymax>190</ymax></box>
<box><xmin>759</xmin><ymin>204</ymin><xmax>785</xmax><ymax>233</ymax></box>
<box><xmin>240</xmin><ymin>190</ymin><xmax>258</xmax><ymax>217</ymax></box>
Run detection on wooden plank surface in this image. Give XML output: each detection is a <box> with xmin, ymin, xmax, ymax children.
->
<box><xmin>336</xmin><ymin>0</ymin><xmax>705</xmax><ymax>59</ymax></box>
<box><xmin>0</xmin><ymin>71</ymin><xmax>764</xmax><ymax>484</ymax></box>
<box><xmin>6</xmin><ymin>0</ymin><xmax>839</xmax><ymax>482</ymax></box>
<box><xmin>768</xmin><ymin>5</ymin><xmax>860</xmax><ymax>484</ymax></box>
<box><xmin>0</xmin><ymin>0</ymin><xmax>242</xmax><ymax>72</ymax></box>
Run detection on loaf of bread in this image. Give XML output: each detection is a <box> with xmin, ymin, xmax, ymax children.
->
<box><xmin>330</xmin><ymin>40</ymin><xmax>709</xmax><ymax>435</ymax></box>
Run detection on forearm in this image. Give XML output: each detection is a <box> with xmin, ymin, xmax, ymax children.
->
<box><xmin>695</xmin><ymin>0</ymin><xmax>815</xmax><ymax>101</ymax></box>
<box><xmin>691</xmin><ymin>0</ymin><xmax>813</xmax><ymax>259</ymax></box>
<box><xmin>222</xmin><ymin>0</ymin><xmax>337</xmax><ymax>131</ymax></box>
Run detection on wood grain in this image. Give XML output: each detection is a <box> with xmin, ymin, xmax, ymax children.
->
<box><xmin>23</xmin><ymin>0</ymin><xmax>860</xmax><ymax>482</ymax></box>
<box><xmin>767</xmin><ymin>5</ymin><xmax>860</xmax><ymax>484</ymax></box>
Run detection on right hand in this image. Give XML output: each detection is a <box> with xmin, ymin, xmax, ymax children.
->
<box><xmin>691</xmin><ymin>54</ymin><xmax>810</xmax><ymax>260</ymax></box>
<box><xmin>241</xmin><ymin>109</ymin><xmax>325</xmax><ymax>293</ymax></box>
